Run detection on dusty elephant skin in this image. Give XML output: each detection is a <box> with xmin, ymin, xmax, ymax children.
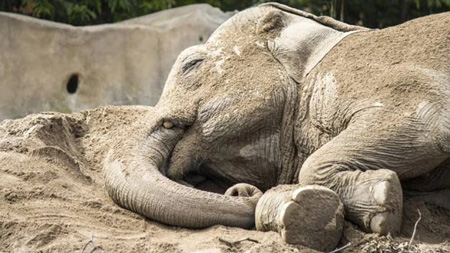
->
<box><xmin>103</xmin><ymin>2</ymin><xmax>450</xmax><ymax>251</ymax></box>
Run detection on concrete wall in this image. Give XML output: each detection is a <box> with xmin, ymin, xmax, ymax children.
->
<box><xmin>0</xmin><ymin>4</ymin><xmax>232</xmax><ymax>120</ymax></box>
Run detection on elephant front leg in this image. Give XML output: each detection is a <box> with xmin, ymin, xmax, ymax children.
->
<box><xmin>297</xmin><ymin>118</ymin><xmax>448</xmax><ymax>235</ymax></box>
<box><xmin>255</xmin><ymin>184</ymin><xmax>345</xmax><ymax>252</ymax></box>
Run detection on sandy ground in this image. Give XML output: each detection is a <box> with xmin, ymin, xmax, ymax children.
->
<box><xmin>1</xmin><ymin>106</ymin><xmax>450</xmax><ymax>252</ymax></box>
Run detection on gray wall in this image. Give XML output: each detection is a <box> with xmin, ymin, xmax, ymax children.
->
<box><xmin>0</xmin><ymin>4</ymin><xmax>232</xmax><ymax>120</ymax></box>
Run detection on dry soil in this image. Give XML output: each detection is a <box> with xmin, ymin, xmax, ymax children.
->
<box><xmin>1</xmin><ymin>106</ymin><xmax>449</xmax><ymax>252</ymax></box>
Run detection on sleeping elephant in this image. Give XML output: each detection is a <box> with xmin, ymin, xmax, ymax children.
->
<box><xmin>104</xmin><ymin>1</ymin><xmax>450</xmax><ymax>248</ymax></box>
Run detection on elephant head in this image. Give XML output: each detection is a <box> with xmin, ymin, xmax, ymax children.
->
<box><xmin>104</xmin><ymin>3</ymin><xmax>365</xmax><ymax>229</ymax></box>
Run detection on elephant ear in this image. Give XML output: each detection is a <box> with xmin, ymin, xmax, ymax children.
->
<box><xmin>257</xmin><ymin>5</ymin><xmax>367</xmax><ymax>83</ymax></box>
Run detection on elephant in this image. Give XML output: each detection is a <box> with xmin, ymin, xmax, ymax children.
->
<box><xmin>104</xmin><ymin>1</ymin><xmax>450</xmax><ymax>247</ymax></box>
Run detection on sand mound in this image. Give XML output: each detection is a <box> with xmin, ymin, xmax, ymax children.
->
<box><xmin>1</xmin><ymin>106</ymin><xmax>449</xmax><ymax>252</ymax></box>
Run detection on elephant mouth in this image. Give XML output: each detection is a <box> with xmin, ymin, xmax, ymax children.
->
<box><xmin>170</xmin><ymin>162</ymin><xmax>232</xmax><ymax>194</ymax></box>
<box><xmin>160</xmin><ymin>126</ymin><xmax>236</xmax><ymax>194</ymax></box>
<box><xmin>195</xmin><ymin>176</ymin><xmax>230</xmax><ymax>194</ymax></box>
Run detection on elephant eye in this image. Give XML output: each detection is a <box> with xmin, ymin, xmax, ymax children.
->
<box><xmin>182</xmin><ymin>59</ymin><xmax>204</xmax><ymax>74</ymax></box>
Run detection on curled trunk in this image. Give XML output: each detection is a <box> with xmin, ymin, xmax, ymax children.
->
<box><xmin>104</xmin><ymin>124</ymin><xmax>258</xmax><ymax>228</ymax></box>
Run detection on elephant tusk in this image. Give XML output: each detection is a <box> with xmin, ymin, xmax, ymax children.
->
<box><xmin>163</xmin><ymin>121</ymin><xmax>174</xmax><ymax>129</ymax></box>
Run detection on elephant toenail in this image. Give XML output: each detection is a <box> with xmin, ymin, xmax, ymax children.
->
<box><xmin>370</xmin><ymin>212</ymin><xmax>388</xmax><ymax>234</ymax></box>
<box><xmin>373</xmin><ymin>181</ymin><xmax>389</xmax><ymax>204</ymax></box>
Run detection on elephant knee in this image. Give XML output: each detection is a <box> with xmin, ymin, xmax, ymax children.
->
<box><xmin>298</xmin><ymin>158</ymin><xmax>331</xmax><ymax>186</ymax></box>
<box><xmin>298</xmin><ymin>171</ymin><xmax>318</xmax><ymax>186</ymax></box>
<box><xmin>297</xmin><ymin>156</ymin><xmax>350</xmax><ymax>188</ymax></box>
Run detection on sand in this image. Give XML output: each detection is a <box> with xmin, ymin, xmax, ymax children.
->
<box><xmin>0</xmin><ymin>105</ymin><xmax>449</xmax><ymax>252</ymax></box>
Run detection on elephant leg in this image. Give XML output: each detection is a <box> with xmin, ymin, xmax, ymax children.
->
<box><xmin>297</xmin><ymin>118</ymin><xmax>448</xmax><ymax>235</ymax></box>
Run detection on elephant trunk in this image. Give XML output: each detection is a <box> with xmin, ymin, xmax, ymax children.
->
<box><xmin>104</xmin><ymin>125</ymin><xmax>258</xmax><ymax>228</ymax></box>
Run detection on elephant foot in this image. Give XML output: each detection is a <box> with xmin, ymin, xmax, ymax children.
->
<box><xmin>279</xmin><ymin>185</ymin><xmax>345</xmax><ymax>249</ymax></box>
<box><xmin>348</xmin><ymin>169</ymin><xmax>403</xmax><ymax>235</ymax></box>
<box><xmin>255</xmin><ymin>185</ymin><xmax>344</xmax><ymax>252</ymax></box>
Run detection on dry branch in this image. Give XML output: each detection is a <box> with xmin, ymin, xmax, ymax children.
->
<box><xmin>81</xmin><ymin>234</ymin><xmax>102</xmax><ymax>253</ymax></box>
<box><xmin>328</xmin><ymin>242</ymin><xmax>351</xmax><ymax>253</ymax></box>
<box><xmin>218</xmin><ymin>237</ymin><xmax>260</xmax><ymax>247</ymax></box>
<box><xmin>408</xmin><ymin>209</ymin><xmax>422</xmax><ymax>248</ymax></box>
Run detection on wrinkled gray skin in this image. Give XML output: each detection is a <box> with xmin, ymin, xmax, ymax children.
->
<box><xmin>105</xmin><ymin>3</ymin><xmax>450</xmax><ymax>235</ymax></box>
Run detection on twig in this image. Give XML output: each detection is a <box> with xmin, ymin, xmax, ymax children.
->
<box><xmin>328</xmin><ymin>242</ymin><xmax>351</xmax><ymax>253</ymax></box>
<box><xmin>408</xmin><ymin>209</ymin><xmax>422</xmax><ymax>247</ymax></box>
<box><xmin>91</xmin><ymin>235</ymin><xmax>96</xmax><ymax>250</ymax></box>
<box><xmin>90</xmin><ymin>246</ymin><xmax>102</xmax><ymax>253</ymax></box>
<box><xmin>218</xmin><ymin>237</ymin><xmax>260</xmax><ymax>247</ymax></box>
<box><xmin>81</xmin><ymin>234</ymin><xmax>102</xmax><ymax>253</ymax></box>
<box><xmin>386</xmin><ymin>232</ymin><xmax>394</xmax><ymax>241</ymax></box>
<box><xmin>81</xmin><ymin>239</ymin><xmax>93</xmax><ymax>253</ymax></box>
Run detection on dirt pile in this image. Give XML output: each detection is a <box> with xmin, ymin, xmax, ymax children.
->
<box><xmin>1</xmin><ymin>106</ymin><xmax>449</xmax><ymax>252</ymax></box>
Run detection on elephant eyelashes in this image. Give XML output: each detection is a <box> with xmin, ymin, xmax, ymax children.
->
<box><xmin>182</xmin><ymin>59</ymin><xmax>204</xmax><ymax>74</ymax></box>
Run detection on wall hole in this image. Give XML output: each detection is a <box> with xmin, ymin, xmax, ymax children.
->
<box><xmin>66</xmin><ymin>74</ymin><xmax>79</xmax><ymax>94</ymax></box>
<box><xmin>199</xmin><ymin>36</ymin><xmax>203</xmax><ymax>42</ymax></box>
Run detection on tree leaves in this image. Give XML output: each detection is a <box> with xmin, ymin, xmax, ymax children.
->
<box><xmin>0</xmin><ymin>0</ymin><xmax>449</xmax><ymax>27</ymax></box>
<box><xmin>68</xmin><ymin>4</ymin><xmax>97</xmax><ymax>25</ymax></box>
<box><xmin>22</xmin><ymin>0</ymin><xmax>54</xmax><ymax>18</ymax></box>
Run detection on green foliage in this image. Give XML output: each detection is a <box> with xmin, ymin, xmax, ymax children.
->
<box><xmin>140</xmin><ymin>0</ymin><xmax>176</xmax><ymax>11</ymax></box>
<box><xmin>0</xmin><ymin>0</ymin><xmax>449</xmax><ymax>27</ymax></box>
<box><xmin>24</xmin><ymin>0</ymin><xmax>53</xmax><ymax>17</ymax></box>
<box><xmin>67</xmin><ymin>4</ymin><xmax>97</xmax><ymax>25</ymax></box>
